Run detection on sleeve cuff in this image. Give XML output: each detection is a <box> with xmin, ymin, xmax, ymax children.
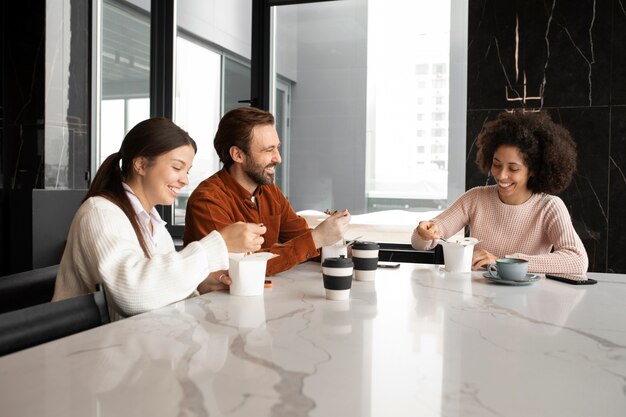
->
<box><xmin>197</xmin><ymin>230</ymin><xmax>229</xmax><ymax>271</ymax></box>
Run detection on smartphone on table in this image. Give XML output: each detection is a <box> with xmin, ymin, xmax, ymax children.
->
<box><xmin>545</xmin><ymin>273</ymin><xmax>597</xmax><ymax>285</ymax></box>
<box><xmin>378</xmin><ymin>262</ymin><xmax>401</xmax><ymax>269</ymax></box>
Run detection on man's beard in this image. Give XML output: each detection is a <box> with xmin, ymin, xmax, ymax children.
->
<box><xmin>243</xmin><ymin>157</ymin><xmax>276</xmax><ymax>186</ymax></box>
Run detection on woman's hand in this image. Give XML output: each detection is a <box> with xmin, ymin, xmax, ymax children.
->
<box><xmin>197</xmin><ymin>270</ymin><xmax>232</xmax><ymax>294</ymax></box>
<box><xmin>472</xmin><ymin>249</ymin><xmax>498</xmax><ymax>270</ymax></box>
<box><xmin>219</xmin><ymin>222</ymin><xmax>266</xmax><ymax>253</ymax></box>
<box><xmin>416</xmin><ymin>221</ymin><xmax>441</xmax><ymax>241</ymax></box>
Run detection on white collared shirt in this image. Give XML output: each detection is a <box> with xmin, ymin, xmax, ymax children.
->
<box><xmin>122</xmin><ymin>182</ymin><xmax>168</xmax><ymax>251</ymax></box>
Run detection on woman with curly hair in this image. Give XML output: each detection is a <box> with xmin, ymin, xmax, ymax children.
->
<box><xmin>412</xmin><ymin>110</ymin><xmax>588</xmax><ymax>274</ymax></box>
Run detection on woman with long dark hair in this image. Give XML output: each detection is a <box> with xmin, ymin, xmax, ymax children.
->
<box><xmin>53</xmin><ymin>118</ymin><xmax>266</xmax><ymax>320</ymax></box>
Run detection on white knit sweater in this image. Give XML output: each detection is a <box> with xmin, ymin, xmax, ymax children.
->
<box><xmin>53</xmin><ymin>196</ymin><xmax>229</xmax><ymax>320</ymax></box>
<box><xmin>411</xmin><ymin>186</ymin><xmax>588</xmax><ymax>274</ymax></box>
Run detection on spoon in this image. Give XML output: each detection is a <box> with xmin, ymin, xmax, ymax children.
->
<box><xmin>344</xmin><ymin>236</ymin><xmax>363</xmax><ymax>246</ymax></box>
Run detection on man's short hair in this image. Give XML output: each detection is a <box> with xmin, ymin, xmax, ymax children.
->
<box><xmin>214</xmin><ymin>107</ymin><xmax>275</xmax><ymax>169</ymax></box>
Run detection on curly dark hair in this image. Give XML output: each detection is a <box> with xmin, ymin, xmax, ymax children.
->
<box><xmin>475</xmin><ymin>111</ymin><xmax>577</xmax><ymax>195</ymax></box>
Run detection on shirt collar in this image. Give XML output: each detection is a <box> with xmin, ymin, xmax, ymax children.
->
<box><xmin>217</xmin><ymin>168</ymin><xmax>265</xmax><ymax>200</ymax></box>
<box><xmin>122</xmin><ymin>183</ymin><xmax>167</xmax><ymax>228</ymax></box>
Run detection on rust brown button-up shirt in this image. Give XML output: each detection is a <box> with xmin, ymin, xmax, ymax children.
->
<box><xmin>183</xmin><ymin>168</ymin><xmax>318</xmax><ymax>276</ymax></box>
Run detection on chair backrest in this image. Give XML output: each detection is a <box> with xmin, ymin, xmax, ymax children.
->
<box><xmin>0</xmin><ymin>284</ymin><xmax>110</xmax><ymax>357</ymax></box>
<box><xmin>32</xmin><ymin>189</ymin><xmax>87</xmax><ymax>268</ymax></box>
<box><xmin>0</xmin><ymin>264</ymin><xmax>59</xmax><ymax>314</ymax></box>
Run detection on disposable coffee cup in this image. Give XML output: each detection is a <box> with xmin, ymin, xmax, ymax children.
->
<box><xmin>321</xmin><ymin>243</ymin><xmax>348</xmax><ymax>264</ymax></box>
<box><xmin>440</xmin><ymin>237</ymin><xmax>478</xmax><ymax>273</ymax></box>
<box><xmin>322</xmin><ymin>255</ymin><xmax>354</xmax><ymax>301</ymax></box>
<box><xmin>229</xmin><ymin>252</ymin><xmax>278</xmax><ymax>296</ymax></box>
<box><xmin>352</xmin><ymin>241</ymin><xmax>380</xmax><ymax>281</ymax></box>
<box><xmin>487</xmin><ymin>258</ymin><xmax>529</xmax><ymax>280</ymax></box>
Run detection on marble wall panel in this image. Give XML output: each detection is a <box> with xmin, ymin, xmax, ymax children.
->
<box><xmin>554</xmin><ymin>107</ymin><xmax>609</xmax><ymax>273</ymax></box>
<box><xmin>467</xmin><ymin>0</ymin><xmax>623</xmax><ymax>272</ymax></box>
<box><xmin>468</xmin><ymin>0</ymin><xmax>612</xmax><ymax>111</ymax></box>
<box><xmin>608</xmin><ymin>106</ymin><xmax>626</xmax><ymax>272</ymax></box>
<box><xmin>610</xmin><ymin>1</ymin><xmax>626</xmax><ymax>104</ymax></box>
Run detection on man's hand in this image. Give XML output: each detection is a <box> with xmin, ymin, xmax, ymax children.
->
<box><xmin>219</xmin><ymin>222</ymin><xmax>266</xmax><ymax>253</ymax></box>
<box><xmin>197</xmin><ymin>270</ymin><xmax>232</xmax><ymax>294</ymax></box>
<box><xmin>312</xmin><ymin>209</ymin><xmax>351</xmax><ymax>248</ymax></box>
<box><xmin>415</xmin><ymin>221</ymin><xmax>441</xmax><ymax>241</ymax></box>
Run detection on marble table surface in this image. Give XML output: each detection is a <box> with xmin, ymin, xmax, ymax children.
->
<box><xmin>1</xmin><ymin>262</ymin><xmax>625</xmax><ymax>417</ymax></box>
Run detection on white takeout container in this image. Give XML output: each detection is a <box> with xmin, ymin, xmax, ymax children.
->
<box><xmin>228</xmin><ymin>252</ymin><xmax>278</xmax><ymax>296</ymax></box>
<box><xmin>439</xmin><ymin>237</ymin><xmax>479</xmax><ymax>273</ymax></box>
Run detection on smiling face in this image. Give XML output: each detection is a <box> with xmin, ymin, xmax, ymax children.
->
<box><xmin>130</xmin><ymin>144</ymin><xmax>195</xmax><ymax>211</ymax></box>
<box><xmin>491</xmin><ymin>145</ymin><xmax>533</xmax><ymax>205</ymax></box>
<box><xmin>241</xmin><ymin>124</ymin><xmax>282</xmax><ymax>186</ymax></box>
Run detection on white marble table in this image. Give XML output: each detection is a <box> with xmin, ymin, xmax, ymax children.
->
<box><xmin>1</xmin><ymin>262</ymin><xmax>625</xmax><ymax>417</ymax></box>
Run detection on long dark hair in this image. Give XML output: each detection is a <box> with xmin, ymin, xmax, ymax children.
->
<box><xmin>85</xmin><ymin>118</ymin><xmax>197</xmax><ymax>257</ymax></box>
<box><xmin>214</xmin><ymin>107</ymin><xmax>275</xmax><ymax>169</ymax></box>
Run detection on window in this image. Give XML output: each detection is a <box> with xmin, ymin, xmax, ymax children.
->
<box><xmin>415</xmin><ymin>64</ymin><xmax>429</xmax><ymax>75</ymax></box>
<box><xmin>99</xmin><ymin>1</ymin><xmax>150</xmax><ymax>166</ymax></box>
<box><xmin>432</xmin><ymin>112</ymin><xmax>445</xmax><ymax>121</ymax></box>
<box><xmin>173</xmin><ymin>36</ymin><xmax>222</xmax><ymax>224</ymax></box>
<box><xmin>169</xmin><ymin>0</ymin><xmax>251</xmax><ymax>226</ymax></box>
<box><xmin>432</xmin><ymin>79</ymin><xmax>446</xmax><ymax>89</ymax></box>
<box><xmin>270</xmin><ymin>0</ymin><xmax>460</xmax><ymax>211</ymax></box>
<box><xmin>433</xmin><ymin>63</ymin><xmax>447</xmax><ymax>74</ymax></box>
<box><xmin>431</xmin><ymin>143</ymin><xmax>446</xmax><ymax>154</ymax></box>
<box><xmin>432</xmin><ymin>128</ymin><xmax>446</xmax><ymax>137</ymax></box>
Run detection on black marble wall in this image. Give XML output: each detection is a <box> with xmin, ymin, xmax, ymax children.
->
<box><xmin>0</xmin><ymin>1</ymin><xmax>46</xmax><ymax>275</ymax></box>
<box><xmin>467</xmin><ymin>0</ymin><xmax>626</xmax><ymax>273</ymax></box>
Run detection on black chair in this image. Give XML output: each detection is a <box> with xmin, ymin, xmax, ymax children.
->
<box><xmin>0</xmin><ymin>284</ymin><xmax>111</xmax><ymax>357</ymax></box>
<box><xmin>0</xmin><ymin>264</ymin><xmax>59</xmax><ymax>314</ymax></box>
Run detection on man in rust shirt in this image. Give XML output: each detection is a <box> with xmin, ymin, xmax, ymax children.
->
<box><xmin>183</xmin><ymin>107</ymin><xmax>350</xmax><ymax>276</ymax></box>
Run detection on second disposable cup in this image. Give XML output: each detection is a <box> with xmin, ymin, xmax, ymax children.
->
<box><xmin>352</xmin><ymin>241</ymin><xmax>380</xmax><ymax>281</ymax></box>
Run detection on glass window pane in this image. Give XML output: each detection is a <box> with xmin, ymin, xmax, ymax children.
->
<box><xmin>272</xmin><ymin>0</ymin><xmax>455</xmax><ymax>216</ymax></box>
<box><xmin>127</xmin><ymin>98</ymin><xmax>150</xmax><ymax>133</ymax></box>
<box><xmin>224</xmin><ymin>57</ymin><xmax>251</xmax><ymax>113</ymax></box>
<box><xmin>173</xmin><ymin>0</ymin><xmax>252</xmax><ymax>226</ymax></box>
<box><xmin>45</xmin><ymin>0</ymin><xmax>91</xmax><ymax>189</ymax></box>
<box><xmin>368</xmin><ymin>0</ymin><xmax>451</xmax><ymax>207</ymax></box>
<box><xmin>100</xmin><ymin>99</ymin><xmax>125</xmax><ymax>165</ymax></box>
<box><xmin>99</xmin><ymin>0</ymin><xmax>150</xmax><ymax>167</ymax></box>
<box><xmin>273</xmin><ymin>1</ymin><xmax>368</xmax><ymax>213</ymax></box>
<box><xmin>173</xmin><ymin>36</ymin><xmax>222</xmax><ymax>225</ymax></box>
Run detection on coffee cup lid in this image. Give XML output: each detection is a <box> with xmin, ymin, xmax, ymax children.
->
<box><xmin>351</xmin><ymin>241</ymin><xmax>379</xmax><ymax>250</ymax></box>
<box><xmin>322</xmin><ymin>255</ymin><xmax>354</xmax><ymax>268</ymax></box>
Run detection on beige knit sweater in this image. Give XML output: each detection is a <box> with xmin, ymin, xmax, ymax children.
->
<box><xmin>53</xmin><ymin>196</ymin><xmax>229</xmax><ymax>320</ymax></box>
<box><xmin>411</xmin><ymin>186</ymin><xmax>588</xmax><ymax>274</ymax></box>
